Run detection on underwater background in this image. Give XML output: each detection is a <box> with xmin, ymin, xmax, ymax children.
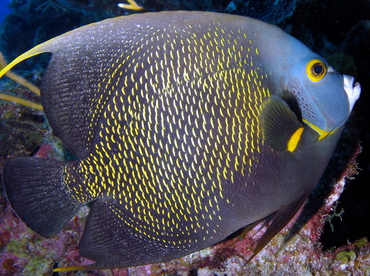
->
<box><xmin>0</xmin><ymin>0</ymin><xmax>369</xmax><ymax>275</ymax></box>
<box><xmin>0</xmin><ymin>1</ymin><xmax>10</xmax><ymax>23</ymax></box>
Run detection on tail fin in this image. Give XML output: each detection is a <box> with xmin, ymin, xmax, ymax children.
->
<box><xmin>3</xmin><ymin>157</ymin><xmax>83</xmax><ymax>238</ymax></box>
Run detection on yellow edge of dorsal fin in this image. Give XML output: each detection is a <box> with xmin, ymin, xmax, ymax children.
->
<box><xmin>0</xmin><ymin>52</ymin><xmax>41</xmax><ymax>96</ymax></box>
<box><xmin>0</xmin><ymin>45</ymin><xmax>48</xmax><ymax>79</ymax></box>
<box><xmin>0</xmin><ymin>45</ymin><xmax>49</xmax><ymax>110</ymax></box>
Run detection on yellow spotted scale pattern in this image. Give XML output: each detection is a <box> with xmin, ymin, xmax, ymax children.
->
<box><xmin>63</xmin><ymin>23</ymin><xmax>270</xmax><ymax>249</ymax></box>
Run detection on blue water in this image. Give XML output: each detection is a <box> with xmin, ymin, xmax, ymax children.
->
<box><xmin>0</xmin><ymin>0</ymin><xmax>10</xmax><ymax>23</ymax></box>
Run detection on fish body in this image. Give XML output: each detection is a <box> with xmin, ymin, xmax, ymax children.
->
<box><xmin>0</xmin><ymin>11</ymin><xmax>360</xmax><ymax>269</ymax></box>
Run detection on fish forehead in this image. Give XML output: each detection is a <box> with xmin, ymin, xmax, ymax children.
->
<box><xmin>65</xmin><ymin>20</ymin><xmax>272</xmax><ymax>245</ymax></box>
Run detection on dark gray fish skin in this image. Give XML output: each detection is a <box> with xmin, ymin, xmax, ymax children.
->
<box><xmin>1</xmin><ymin>11</ymin><xmax>358</xmax><ymax>270</ymax></box>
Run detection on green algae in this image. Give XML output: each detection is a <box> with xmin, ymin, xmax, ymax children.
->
<box><xmin>335</xmin><ymin>250</ymin><xmax>357</xmax><ymax>263</ymax></box>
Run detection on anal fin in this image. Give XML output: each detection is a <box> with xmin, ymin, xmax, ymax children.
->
<box><xmin>75</xmin><ymin>199</ymin><xmax>186</xmax><ymax>269</ymax></box>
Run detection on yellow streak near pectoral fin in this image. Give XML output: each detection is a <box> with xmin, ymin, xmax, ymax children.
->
<box><xmin>0</xmin><ymin>93</ymin><xmax>43</xmax><ymax>110</ymax></box>
<box><xmin>302</xmin><ymin>119</ymin><xmax>332</xmax><ymax>141</ymax></box>
<box><xmin>287</xmin><ymin>127</ymin><xmax>304</xmax><ymax>152</ymax></box>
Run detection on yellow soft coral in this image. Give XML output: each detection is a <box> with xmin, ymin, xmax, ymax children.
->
<box><xmin>118</xmin><ymin>0</ymin><xmax>145</xmax><ymax>12</ymax></box>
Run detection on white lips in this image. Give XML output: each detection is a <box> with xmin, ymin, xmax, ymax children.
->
<box><xmin>343</xmin><ymin>75</ymin><xmax>361</xmax><ymax>112</ymax></box>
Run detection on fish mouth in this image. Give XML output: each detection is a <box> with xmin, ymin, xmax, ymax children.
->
<box><xmin>303</xmin><ymin>75</ymin><xmax>361</xmax><ymax>141</ymax></box>
<box><xmin>343</xmin><ymin>75</ymin><xmax>361</xmax><ymax>112</ymax></box>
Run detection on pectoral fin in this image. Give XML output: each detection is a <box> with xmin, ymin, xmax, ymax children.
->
<box><xmin>260</xmin><ymin>95</ymin><xmax>305</xmax><ymax>152</ymax></box>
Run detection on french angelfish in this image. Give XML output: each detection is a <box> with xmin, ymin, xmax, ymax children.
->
<box><xmin>0</xmin><ymin>11</ymin><xmax>361</xmax><ymax>270</ymax></box>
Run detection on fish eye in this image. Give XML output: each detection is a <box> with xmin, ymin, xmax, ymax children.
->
<box><xmin>306</xmin><ymin>59</ymin><xmax>327</xmax><ymax>82</ymax></box>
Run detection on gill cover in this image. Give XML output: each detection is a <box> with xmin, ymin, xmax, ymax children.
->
<box><xmin>297</xmin><ymin>58</ymin><xmax>360</xmax><ymax>138</ymax></box>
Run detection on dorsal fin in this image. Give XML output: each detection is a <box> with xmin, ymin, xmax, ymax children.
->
<box><xmin>0</xmin><ymin>31</ymin><xmax>99</xmax><ymax>157</ymax></box>
<box><xmin>0</xmin><ymin>20</ymin><xmax>128</xmax><ymax>158</ymax></box>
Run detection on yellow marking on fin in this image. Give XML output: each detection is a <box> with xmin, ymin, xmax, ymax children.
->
<box><xmin>0</xmin><ymin>45</ymin><xmax>49</xmax><ymax>79</ymax></box>
<box><xmin>53</xmin><ymin>265</ymin><xmax>91</xmax><ymax>272</ymax></box>
<box><xmin>0</xmin><ymin>52</ymin><xmax>43</xmax><ymax>110</ymax></box>
<box><xmin>118</xmin><ymin>0</ymin><xmax>144</xmax><ymax>11</ymax></box>
<box><xmin>0</xmin><ymin>41</ymin><xmax>56</xmax><ymax>110</ymax></box>
<box><xmin>302</xmin><ymin>119</ymin><xmax>333</xmax><ymax>140</ymax></box>
<box><xmin>287</xmin><ymin>127</ymin><xmax>304</xmax><ymax>152</ymax></box>
<box><xmin>0</xmin><ymin>53</ymin><xmax>40</xmax><ymax>96</ymax></box>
